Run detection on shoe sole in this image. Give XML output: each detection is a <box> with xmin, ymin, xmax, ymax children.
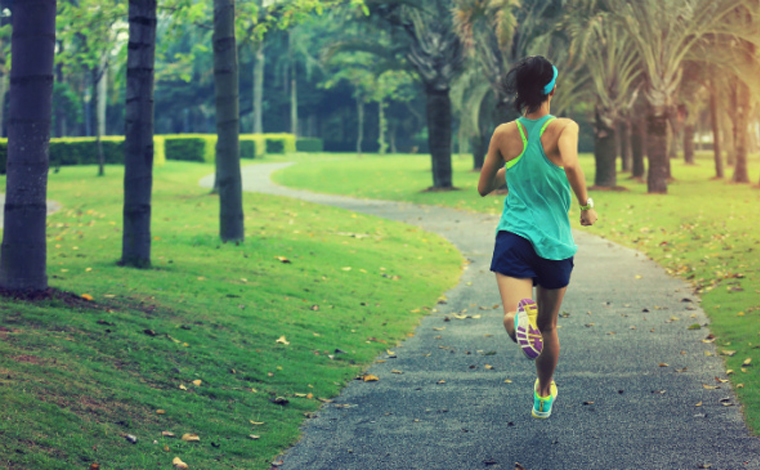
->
<box><xmin>515</xmin><ymin>299</ymin><xmax>541</xmax><ymax>359</ymax></box>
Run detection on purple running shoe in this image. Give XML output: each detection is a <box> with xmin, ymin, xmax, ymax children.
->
<box><xmin>514</xmin><ymin>299</ymin><xmax>542</xmax><ymax>359</ymax></box>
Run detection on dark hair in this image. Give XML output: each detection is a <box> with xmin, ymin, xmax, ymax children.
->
<box><xmin>501</xmin><ymin>56</ymin><xmax>556</xmax><ymax>114</ymax></box>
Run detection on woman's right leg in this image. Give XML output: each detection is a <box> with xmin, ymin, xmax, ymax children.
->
<box><xmin>495</xmin><ymin>273</ymin><xmax>533</xmax><ymax>342</ymax></box>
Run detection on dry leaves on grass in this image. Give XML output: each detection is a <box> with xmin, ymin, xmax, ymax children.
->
<box><xmin>181</xmin><ymin>434</ymin><xmax>200</xmax><ymax>442</ymax></box>
<box><xmin>173</xmin><ymin>456</ymin><xmax>189</xmax><ymax>469</ymax></box>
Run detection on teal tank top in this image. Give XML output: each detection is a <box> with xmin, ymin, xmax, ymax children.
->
<box><xmin>496</xmin><ymin>114</ymin><xmax>577</xmax><ymax>260</ymax></box>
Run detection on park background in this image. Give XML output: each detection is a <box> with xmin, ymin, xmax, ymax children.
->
<box><xmin>0</xmin><ymin>0</ymin><xmax>759</xmax><ymax>469</ymax></box>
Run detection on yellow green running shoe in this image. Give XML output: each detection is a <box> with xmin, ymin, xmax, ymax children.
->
<box><xmin>532</xmin><ymin>379</ymin><xmax>558</xmax><ymax>419</ymax></box>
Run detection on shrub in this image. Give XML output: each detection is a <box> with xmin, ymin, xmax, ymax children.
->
<box><xmin>239</xmin><ymin>134</ymin><xmax>265</xmax><ymax>159</ymax></box>
<box><xmin>296</xmin><ymin>137</ymin><xmax>323</xmax><ymax>152</ymax></box>
<box><xmin>49</xmin><ymin>136</ymin><xmax>125</xmax><ymax>167</ymax></box>
<box><xmin>264</xmin><ymin>133</ymin><xmax>296</xmax><ymax>154</ymax></box>
<box><xmin>164</xmin><ymin>134</ymin><xmax>216</xmax><ymax>163</ymax></box>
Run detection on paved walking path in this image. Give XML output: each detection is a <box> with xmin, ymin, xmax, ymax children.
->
<box><xmin>203</xmin><ymin>163</ymin><xmax>760</xmax><ymax>470</ymax></box>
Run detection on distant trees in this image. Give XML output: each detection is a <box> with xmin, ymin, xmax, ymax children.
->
<box><xmin>0</xmin><ymin>0</ymin><xmax>57</xmax><ymax>291</ymax></box>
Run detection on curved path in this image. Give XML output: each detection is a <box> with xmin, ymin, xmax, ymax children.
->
<box><xmin>203</xmin><ymin>163</ymin><xmax>760</xmax><ymax>470</ymax></box>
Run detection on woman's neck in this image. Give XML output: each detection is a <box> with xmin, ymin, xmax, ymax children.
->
<box><xmin>524</xmin><ymin>100</ymin><xmax>551</xmax><ymax>120</ymax></box>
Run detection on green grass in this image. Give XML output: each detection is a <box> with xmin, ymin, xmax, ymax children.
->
<box><xmin>0</xmin><ymin>161</ymin><xmax>462</xmax><ymax>469</ymax></box>
<box><xmin>275</xmin><ymin>150</ymin><xmax>760</xmax><ymax>434</ymax></box>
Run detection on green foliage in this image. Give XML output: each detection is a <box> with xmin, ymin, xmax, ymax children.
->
<box><xmin>49</xmin><ymin>137</ymin><xmax>125</xmax><ymax>167</ymax></box>
<box><xmin>0</xmin><ymin>161</ymin><xmax>460</xmax><ymax>469</ymax></box>
<box><xmin>164</xmin><ymin>134</ymin><xmax>217</xmax><ymax>163</ymax></box>
<box><xmin>296</xmin><ymin>137</ymin><xmax>324</xmax><ymax>152</ymax></box>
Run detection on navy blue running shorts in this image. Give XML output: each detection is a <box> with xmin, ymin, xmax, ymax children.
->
<box><xmin>490</xmin><ymin>231</ymin><xmax>574</xmax><ymax>289</ymax></box>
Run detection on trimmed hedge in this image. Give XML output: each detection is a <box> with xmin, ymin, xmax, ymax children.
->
<box><xmin>263</xmin><ymin>133</ymin><xmax>296</xmax><ymax>154</ymax></box>
<box><xmin>240</xmin><ymin>134</ymin><xmax>266</xmax><ymax>159</ymax></box>
<box><xmin>163</xmin><ymin>134</ymin><xmax>216</xmax><ymax>163</ymax></box>
<box><xmin>296</xmin><ymin>137</ymin><xmax>323</xmax><ymax>152</ymax></box>
<box><xmin>0</xmin><ymin>136</ymin><xmax>168</xmax><ymax>174</ymax></box>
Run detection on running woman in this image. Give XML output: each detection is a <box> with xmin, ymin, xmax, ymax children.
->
<box><xmin>477</xmin><ymin>56</ymin><xmax>598</xmax><ymax>419</ymax></box>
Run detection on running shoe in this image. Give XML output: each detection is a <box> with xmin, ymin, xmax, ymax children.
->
<box><xmin>514</xmin><ymin>298</ymin><xmax>542</xmax><ymax>359</ymax></box>
<box><xmin>532</xmin><ymin>379</ymin><xmax>558</xmax><ymax>419</ymax></box>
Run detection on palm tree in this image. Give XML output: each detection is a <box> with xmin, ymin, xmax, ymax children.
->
<box><xmin>562</xmin><ymin>4</ymin><xmax>642</xmax><ymax>189</ymax></box>
<box><xmin>605</xmin><ymin>0</ymin><xmax>753</xmax><ymax>193</ymax></box>
<box><xmin>370</xmin><ymin>0</ymin><xmax>464</xmax><ymax>189</ymax></box>
<box><xmin>213</xmin><ymin>0</ymin><xmax>244</xmax><ymax>243</ymax></box>
<box><xmin>121</xmin><ymin>0</ymin><xmax>157</xmax><ymax>268</ymax></box>
<box><xmin>0</xmin><ymin>0</ymin><xmax>56</xmax><ymax>292</ymax></box>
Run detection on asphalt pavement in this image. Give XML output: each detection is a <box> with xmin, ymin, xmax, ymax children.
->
<box><xmin>202</xmin><ymin>162</ymin><xmax>760</xmax><ymax>470</ymax></box>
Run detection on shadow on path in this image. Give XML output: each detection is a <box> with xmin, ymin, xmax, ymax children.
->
<box><xmin>201</xmin><ymin>163</ymin><xmax>760</xmax><ymax>470</ymax></box>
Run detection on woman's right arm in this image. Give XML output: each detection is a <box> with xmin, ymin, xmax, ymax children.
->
<box><xmin>558</xmin><ymin>120</ymin><xmax>597</xmax><ymax>226</ymax></box>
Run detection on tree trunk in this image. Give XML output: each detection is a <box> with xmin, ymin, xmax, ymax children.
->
<box><xmin>213</xmin><ymin>0</ymin><xmax>244</xmax><ymax>243</ymax></box>
<box><xmin>683</xmin><ymin>124</ymin><xmax>695</xmax><ymax>165</ymax></box>
<box><xmin>621</xmin><ymin>118</ymin><xmax>633</xmax><ymax>172</ymax></box>
<box><xmin>54</xmin><ymin>61</ymin><xmax>66</xmax><ymax>137</ymax></box>
<box><xmin>593</xmin><ymin>108</ymin><xmax>617</xmax><ymax>188</ymax></box>
<box><xmin>252</xmin><ymin>40</ymin><xmax>264</xmax><ymax>134</ymax></box>
<box><xmin>426</xmin><ymin>87</ymin><xmax>453</xmax><ymax>189</ymax></box>
<box><xmin>732</xmin><ymin>80</ymin><xmax>750</xmax><ymax>183</ymax></box>
<box><xmin>356</xmin><ymin>97</ymin><xmax>363</xmax><ymax>155</ymax></box>
<box><xmin>92</xmin><ymin>67</ymin><xmax>105</xmax><ymax>176</ymax></box>
<box><xmin>726</xmin><ymin>83</ymin><xmax>737</xmax><ymax>166</ymax></box>
<box><xmin>0</xmin><ymin>71</ymin><xmax>7</xmax><ymax>138</ymax></box>
<box><xmin>378</xmin><ymin>99</ymin><xmax>387</xmax><ymax>154</ymax></box>
<box><xmin>121</xmin><ymin>0</ymin><xmax>157</xmax><ymax>269</ymax></box>
<box><xmin>709</xmin><ymin>85</ymin><xmax>724</xmax><ymax>178</ymax></box>
<box><xmin>646</xmin><ymin>105</ymin><xmax>669</xmax><ymax>194</ymax></box>
<box><xmin>471</xmin><ymin>133</ymin><xmax>487</xmax><ymax>171</ymax></box>
<box><xmin>631</xmin><ymin>116</ymin><xmax>646</xmax><ymax>180</ymax></box>
<box><xmin>0</xmin><ymin>0</ymin><xmax>56</xmax><ymax>292</ymax></box>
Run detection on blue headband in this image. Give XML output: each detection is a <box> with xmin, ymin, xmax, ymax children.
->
<box><xmin>543</xmin><ymin>65</ymin><xmax>558</xmax><ymax>95</ymax></box>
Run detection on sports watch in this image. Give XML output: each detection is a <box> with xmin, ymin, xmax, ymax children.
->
<box><xmin>580</xmin><ymin>198</ymin><xmax>594</xmax><ymax>211</ymax></box>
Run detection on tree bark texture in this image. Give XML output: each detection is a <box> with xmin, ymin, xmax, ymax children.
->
<box><xmin>356</xmin><ymin>97</ymin><xmax>363</xmax><ymax>155</ymax></box>
<box><xmin>0</xmin><ymin>0</ymin><xmax>56</xmax><ymax>291</ymax></box>
<box><xmin>646</xmin><ymin>107</ymin><xmax>669</xmax><ymax>193</ymax></box>
<box><xmin>121</xmin><ymin>0</ymin><xmax>157</xmax><ymax>269</ymax></box>
<box><xmin>593</xmin><ymin>108</ymin><xmax>617</xmax><ymax>188</ymax></box>
<box><xmin>732</xmin><ymin>80</ymin><xmax>750</xmax><ymax>183</ymax></box>
<box><xmin>213</xmin><ymin>0</ymin><xmax>244</xmax><ymax>243</ymax></box>
<box><xmin>92</xmin><ymin>67</ymin><xmax>105</xmax><ymax>176</ymax></box>
<box><xmin>470</xmin><ymin>133</ymin><xmax>487</xmax><ymax>171</ymax></box>
<box><xmin>253</xmin><ymin>41</ymin><xmax>264</xmax><ymax>134</ymax></box>
<box><xmin>426</xmin><ymin>87</ymin><xmax>453</xmax><ymax>188</ymax></box>
<box><xmin>631</xmin><ymin>116</ymin><xmax>646</xmax><ymax>179</ymax></box>
<box><xmin>621</xmin><ymin>119</ymin><xmax>633</xmax><ymax>172</ymax></box>
<box><xmin>683</xmin><ymin>124</ymin><xmax>695</xmax><ymax>165</ymax></box>
<box><xmin>709</xmin><ymin>85</ymin><xmax>723</xmax><ymax>179</ymax></box>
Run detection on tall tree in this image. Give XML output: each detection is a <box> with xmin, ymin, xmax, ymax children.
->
<box><xmin>371</xmin><ymin>0</ymin><xmax>464</xmax><ymax>189</ymax></box>
<box><xmin>213</xmin><ymin>0</ymin><xmax>244</xmax><ymax>243</ymax></box>
<box><xmin>0</xmin><ymin>0</ymin><xmax>56</xmax><ymax>292</ymax></box>
<box><xmin>606</xmin><ymin>0</ymin><xmax>753</xmax><ymax>193</ymax></box>
<box><xmin>563</xmin><ymin>4</ymin><xmax>641</xmax><ymax>189</ymax></box>
<box><xmin>121</xmin><ymin>0</ymin><xmax>157</xmax><ymax>268</ymax></box>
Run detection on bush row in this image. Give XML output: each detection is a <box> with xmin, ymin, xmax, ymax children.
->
<box><xmin>0</xmin><ymin>134</ymin><xmax>319</xmax><ymax>174</ymax></box>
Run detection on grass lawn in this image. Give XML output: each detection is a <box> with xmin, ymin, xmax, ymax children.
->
<box><xmin>0</xmin><ymin>161</ymin><xmax>462</xmax><ymax>469</ymax></box>
<box><xmin>275</xmin><ymin>150</ymin><xmax>760</xmax><ymax>434</ymax></box>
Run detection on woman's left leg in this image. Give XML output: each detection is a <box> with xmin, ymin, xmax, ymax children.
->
<box><xmin>495</xmin><ymin>273</ymin><xmax>533</xmax><ymax>342</ymax></box>
<box><xmin>534</xmin><ymin>285</ymin><xmax>567</xmax><ymax>397</ymax></box>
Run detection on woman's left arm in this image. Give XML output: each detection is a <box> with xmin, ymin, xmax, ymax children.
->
<box><xmin>478</xmin><ymin>128</ymin><xmax>507</xmax><ymax>196</ymax></box>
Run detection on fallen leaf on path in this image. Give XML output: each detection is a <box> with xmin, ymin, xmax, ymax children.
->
<box><xmin>702</xmin><ymin>384</ymin><xmax>720</xmax><ymax>390</ymax></box>
<box><xmin>722</xmin><ymin>350</ymin><xmax>737</xmax><ymax>356</ymax></box>
<box><xmin>659</xmin><ymin>363</ymin><xmax>669</xmax><ymax>367</ymax></box>
<box><xmin>687</xmin><ymin>323</ymin><xmax>702</xmax><ymax>330</ymax></box>
<box><xmin>485</xmin><ymin>365</ymin><xmax>494</xmax><ymax>370</ymax></box>
<box><xmin>675</xmin><ymin>367</ymin><xmax>688</xmax><ymax>373</ymax></box>
<box><xmin>715</xmin><ymin>377</ymin><xmax>729</xmax><ymax>383</ymax></box>
<box><xmin>391</xmin><ymin>370</ymin><xmax>403</xmax><ymax>374</ymax></box>
<box><xmin>695</xmin><ymin>402</ymin><xmax>703</xmax><ymax>407</ymax></box>
<box><xmin>172</xmin><ymin>457</ymin><xmax>189</xmax><ymax>469</ymax></box>
<box><xmin>363</xmin><ymin>375</ymin><xmax>379</xmax><ymax>382</ymax></box>
<box><xmin>515</xmin><ymin>462</ymin><xmax>527</xmax><ymax>470</ymax></box>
